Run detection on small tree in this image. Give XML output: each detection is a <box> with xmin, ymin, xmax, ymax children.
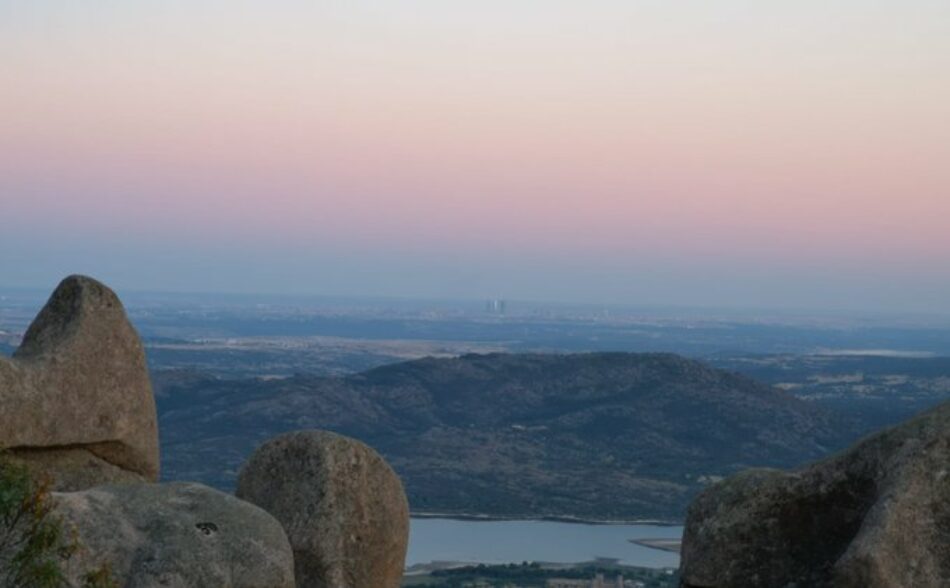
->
<box><xmin>0</xmin><ymin>454</ymin><xmax>116</xmax><ymax>588</ymax></box>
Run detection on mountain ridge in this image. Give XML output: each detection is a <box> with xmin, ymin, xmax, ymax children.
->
<box><xmin>156</xmin><ymin>352</ymin><xmax>858</xmax><ymax>520</ymax></box>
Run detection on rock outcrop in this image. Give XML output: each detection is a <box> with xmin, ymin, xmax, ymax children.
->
<box><xmin>54</xmin><ymin>482</ymin><xmax>295</xmax><ymax>588</ymax></box>
<box><xmin>0</xmin><ymin>275</ymin><xmax>159</xmax><ymax>489</ymax></box>
<box><xmin>680</xmin><ymin>400</ymin><xmax>950</xmax><ymax>588</ymax></box>
<box><xmin>236</xmin><ymin>430</ymin><xmax>410</xmax><ymax>588</ymax></box>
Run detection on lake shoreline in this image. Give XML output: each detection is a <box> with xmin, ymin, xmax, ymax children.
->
<box><xmin>630</xmin><ymin>538</ymin><xmax>683</xmax><ymax>554</ymax></box>
<box><xmin>407</xmin><ymin>518</ymin><xmax>683</xmax><ymax>569</ymax></box>
<box><xmin>410</xmin><ymin>511</ymin><xmax>682</xmax><ymax>526</ymax></box>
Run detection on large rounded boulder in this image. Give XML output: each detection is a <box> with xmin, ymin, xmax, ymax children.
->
<box><xmin>236</xmin><ymin>430</ymin><xmax>410</xmax><ymax>588</ymax></box>
<box><xmin>0</xmin><ymin>275</ymin><xmax>159</xmax><ymax>489</ymax></box>
<box><xmin>680</xmin><ymin>400</ymin><xmax>950</xmax><ymax>587</ymax></box>
<box><xmin>54</xmin><ymin>482</ymin><xmax>295</xmax><ymax>588</ymax></box>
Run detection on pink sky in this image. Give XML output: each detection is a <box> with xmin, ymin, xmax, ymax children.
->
<box><xmin>1</xmin><ymin>2</ymin><xmax>948</xmax><ymax>309</ymax></box>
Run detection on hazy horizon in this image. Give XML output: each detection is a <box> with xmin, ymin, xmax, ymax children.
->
<box><xmin>5</xmin><ymin>278</ymin><xmax>950</xmax><ymax>325</ymax></box>
<box><xmin>3</xmin><ymin>2</ymin><xmax>948</xmax><ymax>313</ymax></box>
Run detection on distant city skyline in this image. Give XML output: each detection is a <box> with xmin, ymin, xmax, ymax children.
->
<box><xmin>2</xmin><ymin>2</ymin><xmax>948</xmax><ymax>312</ymax></box>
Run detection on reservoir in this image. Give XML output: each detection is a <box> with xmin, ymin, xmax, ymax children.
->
<box><xmin>406</xmin><ymin>518</ymin><xmax>683</xmax><ymax>569</ymax></box>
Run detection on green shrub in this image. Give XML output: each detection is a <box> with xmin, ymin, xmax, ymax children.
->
<box><xmin>0</xmin><ymin>454</ymin><xmax>116</xmax><ymax>588</ymax></box>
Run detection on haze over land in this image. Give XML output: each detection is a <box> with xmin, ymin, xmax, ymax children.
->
<box><xmin>6</xmin><ymin>288</ymin><xmax>949</xmax><ymax>522</ymax></box>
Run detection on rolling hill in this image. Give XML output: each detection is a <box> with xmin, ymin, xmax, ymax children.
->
<box><xmin>155</xmin><ymin>352</ymin><xmax>858</xmax><ymax>520</ymax></box>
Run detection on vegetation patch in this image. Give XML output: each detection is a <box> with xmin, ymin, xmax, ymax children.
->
<box><xmin>0</xmin><ymin>454</ymin><xmax>116</xmax><ymax>588</ymax></box>
<box><xmin>403</xmin><ymin>562</ymin><xmax>679</xmax><ymax>588</ymax></box>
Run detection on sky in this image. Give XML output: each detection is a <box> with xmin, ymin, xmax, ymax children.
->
<box><xmin>1</xmin><ymin>1</ymin><xmax>949</xmax><ymax>312</ymax></box>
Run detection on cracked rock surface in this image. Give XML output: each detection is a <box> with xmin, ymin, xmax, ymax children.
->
<box><xmin>54</xmin><ymin>482</ymin><xmax>295</xmax><ymax>588</ymax></box>
<box><xmin>237</xmin><ymin>430</ymin><xmax>410</xmax><ymax>588</ymax></box>
<box><xmin>0</xmin><ymin>275</ymin><xmax>159</xmax><ymax>489</ymax></box>
<box><xmin>680</xmin><ymin>400</ymin><xmax>950</xmax><ymax>588</ymax></box>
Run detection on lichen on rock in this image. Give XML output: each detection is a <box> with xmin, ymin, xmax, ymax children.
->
<box><xmin>54</xmin><ymin>482</ymin><xmax>295</xmax><ymax>588</ymax></box>
<box><xmin>680</xmin><ymin>401</ymin><xmax>950</xmax><ymax>588</ymax></box>
<box><xmin>237</xmin><ymin>430</ymin><xmax>410</xmax><ymax>588</ymax></box>
<box><xmin>0</xmin><ymin>275</ymin><xmax>159</xmax><ymax>489</ymax></box>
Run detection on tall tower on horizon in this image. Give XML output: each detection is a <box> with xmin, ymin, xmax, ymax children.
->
<box><xmin>486</xmin><ymin>298</ymin><xmax>506</xmax><ymax>315</ymax></box>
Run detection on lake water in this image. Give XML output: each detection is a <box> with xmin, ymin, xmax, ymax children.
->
<box><xmin>406</xmin><ymin>518</ymin><xmax>683</xmax><ymax>569</ymax></box>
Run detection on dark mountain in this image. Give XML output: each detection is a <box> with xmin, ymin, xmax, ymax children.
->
<box><xmin>155</xmin><ymin>352</ymin><xmax>858</xmax><ymax>521</ymax></box>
